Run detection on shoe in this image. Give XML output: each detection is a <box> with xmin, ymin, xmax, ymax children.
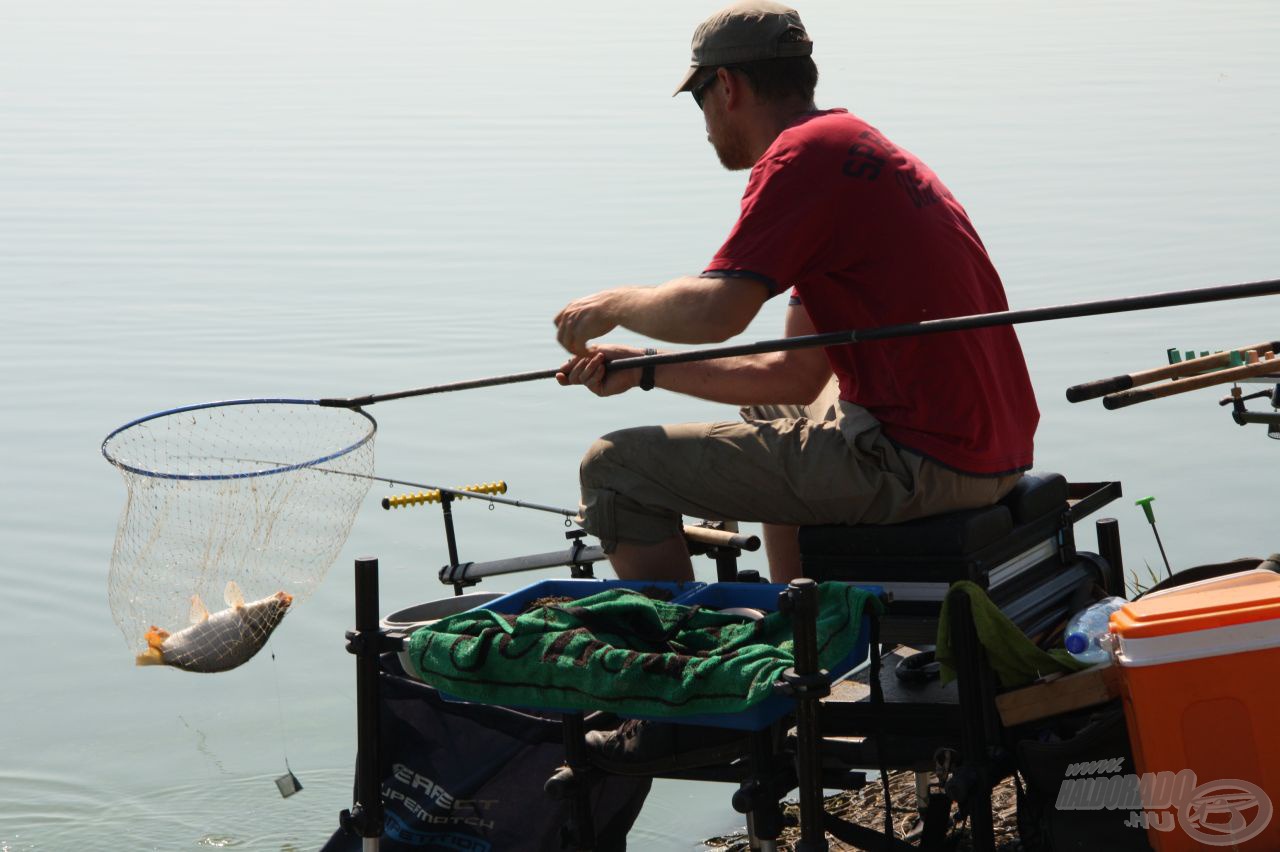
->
<box><xmin>584</xmin><ymin>719</ymin><xmax>751</xmax><ymax>775</ymax></box>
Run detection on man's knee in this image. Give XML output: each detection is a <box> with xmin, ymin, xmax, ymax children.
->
<box><xmin>579</xmin><ymin>426</ymin><xmax>662</xmax><ymax>489</ymax></box>
<box><xmin>579</xmin><ymin>436</ymin><xmax>612</xmax><ymax>488</ymax></box>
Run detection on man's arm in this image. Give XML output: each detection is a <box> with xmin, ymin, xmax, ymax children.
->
<box><xmin>554</xmin><ymin>275</ymin><xmax>770</xmax><ymax>355</ymax></box>
<box><xmin>556</xmin><ymin>300</ymin><xmax>832</xmax><ymax>407</ymax></box>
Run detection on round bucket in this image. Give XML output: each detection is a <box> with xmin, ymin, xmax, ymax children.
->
<box><xmin>383</xmin><ymin>592</ymin><xmax>503</xmax><ymax>677</ymax></box>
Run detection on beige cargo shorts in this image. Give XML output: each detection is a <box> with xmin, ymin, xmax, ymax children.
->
<box><xmin>578</xmin><ymin>378</ymin><xmax>1022</xmax><ymax>552</ymax></box>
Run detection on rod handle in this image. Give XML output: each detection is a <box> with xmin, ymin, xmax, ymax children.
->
<box><xmin>682</xmin><ymin>524</ymin><xmax>761</xmax><ymax>552</ymax></box>
<box><xmin>1103</xmin><ymin>354</ymin><xmax>1280</xmax><ymax>410</ymax></box>
<box><xmin>1065</xmin><ymin>374</ymin><xmax>1134</xmax><ymax>402</ymax></box>
<box><xmin>1072</xmin><ymin>340</ymin><xmax>1280</xmax><ymax>404</ymax></box>
<box><xmin>382</xmin><ymin>481</ymin><xmax>508</xmax><ymax>510</ymax></box>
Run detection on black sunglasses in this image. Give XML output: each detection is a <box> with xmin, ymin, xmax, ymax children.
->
<box><xmin>691</xmin><ymin>70</ymin><xmax>721</xmax><ymax>110</ymax></box>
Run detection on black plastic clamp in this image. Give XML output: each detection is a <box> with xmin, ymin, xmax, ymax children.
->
<box><xmin>338</xmin><ymin>804</ymin><xmax>368</xmax><ymax>836</ymax></box>
<box><xmin>345</xmin><ymin>628</ymin><xmax>405</xmax><ymax>657</ymax></box>
<box><xmin>565</xmin><ymin>529</ymin><xmax>597</xmax><ymax>578</ymax></box>
<box><xmin>774</xmin><ymin>667</ymin><xmax>831</xmax><ymax>700</ymax></box>
<box><xmin>438</xmin><ymin>562</ymin><xmax>479</xmax><ymax>587</ymax></box>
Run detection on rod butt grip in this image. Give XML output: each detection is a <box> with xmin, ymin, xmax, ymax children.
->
<box><xmin>1102</xmin><ymin>388</ymin><xmax>1151</xmax><ymax>410</ymax></box>
<box><xmin>1066</xmin><ymin>374</ymin><xmax>1134</xmax><ymax>403</ymax></box>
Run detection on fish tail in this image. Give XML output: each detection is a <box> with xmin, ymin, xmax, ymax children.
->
<box><xmin>136</xmin><ymin>625</ymin><xmax>169</xmax><ymax>666</ymax></box>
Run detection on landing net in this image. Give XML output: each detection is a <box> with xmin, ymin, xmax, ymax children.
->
<box><xmin>102</xmin><ymin>399</ymin><xmax>376</xmax><ymax>668</ymax></box>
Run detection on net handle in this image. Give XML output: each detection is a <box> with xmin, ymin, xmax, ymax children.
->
<box><xmin>318</xmin><ymin>277</ymin><xmax>1280</xmax><ymax>408</ymax></box>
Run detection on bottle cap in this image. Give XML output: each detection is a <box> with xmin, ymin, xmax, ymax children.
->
<box><xmin>1065</xmin><ymin>632</ymin><xmax>1088</xmax><ymax>654</ymax></box>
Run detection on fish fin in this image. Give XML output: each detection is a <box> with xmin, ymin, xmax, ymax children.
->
<box><xmin>189</xmin><ymin>595</ymin><xmax>210</xmax><ymax>624</ymax></box>
<box><xmin>224</xmin><ymin>580</ymin><xmax>245</xmax><ymax>609</ymax></box>
<box><xmin>144</xmin><ymin>625</ymin><xmax>170</xmax><ymax>649</ymax></box>
<box><xmin>137</xmin><ymin>626</ymin><xmax>169</xmax><ymax>666</ymax></box>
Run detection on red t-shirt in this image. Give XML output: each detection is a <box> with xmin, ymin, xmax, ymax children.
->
<box><xmin>706</xmin><ymin>109</ymin><xmax>1038</xmax><ymax>475</ymax></box>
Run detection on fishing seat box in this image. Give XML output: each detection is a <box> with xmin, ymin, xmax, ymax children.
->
<box><xmin>1110</xmin><ymin>569</ymin><xmax>1280</xmax><ymax>851</ymax></box>
<box><xmin>799</xmin><ymin>472</ymin><xmax>1118</xmax><ymax>644</ymax></box>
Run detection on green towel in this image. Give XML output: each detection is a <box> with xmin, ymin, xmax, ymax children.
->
<box><xmin>405</xmin><ymin>583</ymin><xmax>883</xmax><ymax>718</ymax></box>
<box><xmin>935</xmin><ymin>581</ymin><xmax>1087</xmax><ymax>688</ymax></box>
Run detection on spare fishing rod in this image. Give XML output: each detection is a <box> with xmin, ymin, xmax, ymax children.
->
<box><xmin>223</xmin><ymin>454</ymin><xmax>578</xmax><ymax>517</ymax></box>
<box><xmin>318</xmin><ymin>276</ymin><xmax>1280</xmax><ymax>409</ymax></box>
<box><xmin>355</xmin><ymin>472</ymin><xmax>573</xmax><ymax>517</ymax></box>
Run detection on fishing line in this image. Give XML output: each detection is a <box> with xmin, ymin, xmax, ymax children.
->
<box><xmin>270</xmin><ymin>644</ymin><xmax>303</xmax><ymax>798</ymax></box>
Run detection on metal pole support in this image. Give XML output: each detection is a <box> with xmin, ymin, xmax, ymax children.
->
<box><xmin>560</xmin><ymin>712</ymin><xmax>597</xmax><ymax>851</ymax></box>
<box><xmin>948</xmin><ymin>589</ymin><xmax>995</xmax><ymax>851</ymax></box>
<box><xmin>341</xmin><ymin>556</ymin><xmax>385</xmax><ymax>852</ymax></box>
<box><xmin>1095</xmin><ymin>518</ymin><xmax>1125</xmax><ymax>596</ymax></box>
<box><xmin>778</xmin><ymin>578</ymin><xmax>829</xmax><ymax>852</ymax></box>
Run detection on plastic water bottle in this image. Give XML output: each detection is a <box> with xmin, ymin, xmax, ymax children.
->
<box><xmin>1064</xmin><ymin>597</ymin><xmax>1127</xmax><ymax>664</ymax></box>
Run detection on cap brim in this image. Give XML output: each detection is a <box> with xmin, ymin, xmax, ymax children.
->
<box><xmin>672</xmin><ymin>65</ymin><xmax>700</xmax><ymax>98</ymax></box>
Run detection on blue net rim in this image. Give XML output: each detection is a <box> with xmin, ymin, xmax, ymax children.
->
<box><xmin>101</xmin><ymin>398</ymin><xmax>377</xmax><ymax>481</ymax></box>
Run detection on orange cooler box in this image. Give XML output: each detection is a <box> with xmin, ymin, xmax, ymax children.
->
<box><xmin>1111</xmin><ymin>569</ymin><xmax>1280</xmax><ymax>850</ymax></box>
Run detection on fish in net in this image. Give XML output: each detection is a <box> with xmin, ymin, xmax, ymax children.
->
<box><xmin>102</xmin><ymin>399</ymin><xmax>376</xmax><ymax>672</ymax></box>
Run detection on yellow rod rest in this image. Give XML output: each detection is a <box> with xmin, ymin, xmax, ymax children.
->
<box><xmin>381</xmin><ymin>481</ymin><xmax>507</xmax><ymax>510</ymax></box>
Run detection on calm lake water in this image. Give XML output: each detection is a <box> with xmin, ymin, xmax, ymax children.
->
<box><xmin>2</xmin><ymin>1</ymin><xmax>1278</xmax><ymax>849</ymax></box>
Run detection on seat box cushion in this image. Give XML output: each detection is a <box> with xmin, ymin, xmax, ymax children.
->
<box><xmin>798</xmin><ymin>471</ymin><xmax>1069</xmax><ymax>565</ymax></box>
<box><xmin>799</xmin><ymin>503</ymin><xmax>1013</xmax><ymax>561</ymax></box>
<box><xmin>999</xmin><ymin>471</ymin><xmax>1068</xmax><ymax>525</ymax></box>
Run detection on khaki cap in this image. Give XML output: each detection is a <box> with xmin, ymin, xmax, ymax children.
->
<box><xmin>673</xmin><ymin>1</ymin><xmax>812</xmax><ymax>96</ymax></box>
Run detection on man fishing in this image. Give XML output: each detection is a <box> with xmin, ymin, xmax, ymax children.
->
<box><xmin>556</xmin><ymin>0</ymin><xmax>1039</xmax><ymax>586</ymax></box>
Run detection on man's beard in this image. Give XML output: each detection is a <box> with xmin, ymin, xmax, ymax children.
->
<box><xmin>710</xmin><ymin>126</ymin><xmax>753</xmax><ymax>171</ymax></box>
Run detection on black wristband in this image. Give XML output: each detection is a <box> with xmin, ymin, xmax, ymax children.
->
<box><xmin>639</xmin><ymin>348</ymin><xmax>657</xmax><ymax>391</ymax></box>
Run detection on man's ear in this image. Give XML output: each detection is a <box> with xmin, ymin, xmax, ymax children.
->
<box><xmin>719</xmin><ymin>66</ymin><xmax>747</xmax><ymax>111</ymax></box>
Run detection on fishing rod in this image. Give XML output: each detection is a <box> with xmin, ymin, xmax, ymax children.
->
<box><xmin>207</xmin><ymin>450</ymin><xmax>577</xmax><ymax>516</ymax></box>
<box><xmin>318</xmin><ymin>277</ymin><xmax>1280</xmax><ymax>408</ymax></box>
<box><xmin>311</xmin><ymin>465</ymin><xmax>761</xmax><ymax>551</ymax></box>
<box><xmin>363</xmin><ymin>470</ymin><xmax>761</xmax><ymax>552</ymax></box>
<box><xmin>319</xmin><ymin>468</ymin><xmax>577</xmax><ymax>517</ymax></box>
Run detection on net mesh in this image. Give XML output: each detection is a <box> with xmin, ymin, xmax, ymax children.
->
<box><xmin>103</xmin><ymin>400</ymin><xmax>375</xmax><ymax>670</ymax></box>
